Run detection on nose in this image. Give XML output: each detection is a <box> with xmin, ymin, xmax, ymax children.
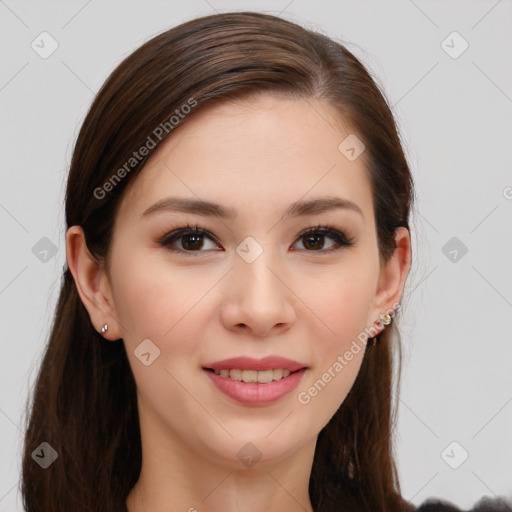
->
<box><xmin>220</xmin><ymin>249</ymin><xmax>296</xmax><ymax>338</ymax></box>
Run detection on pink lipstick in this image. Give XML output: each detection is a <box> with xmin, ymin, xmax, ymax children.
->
<box><xmin>202</xmin><ymin>356</ymin><xmax>308</xmax><ymax>406</ymax></box>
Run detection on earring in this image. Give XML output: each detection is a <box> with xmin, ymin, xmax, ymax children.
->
<box><xmin>372</xmin><ymin>312</ymin><xmax>394</xmax><ymax>346</ymax></box>
<box><xmin>374</xmin><ymin>312</ymin><xmax>393</xmax><ymax>331</ymax></box>
<box><xmin>380</xmin><ymin>313</ymin><xmax>392</xmax><ymax>325</ymax></box>
<box><xmin>101</xmin><ymin>323</ymin><xmax>108</xmax><ymax>334</ymax></box>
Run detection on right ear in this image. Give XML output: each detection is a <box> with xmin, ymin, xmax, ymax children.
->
<box><xmin>65</xmin><ymin>225</ymin><xmax>122</xmax><ymax>341</ymax></box>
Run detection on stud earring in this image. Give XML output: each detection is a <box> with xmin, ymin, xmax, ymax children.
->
<box><xmin>101</xmin><ymin>323</ymin><xmax>108</xmax><ymax>334</ymax></box>
<box><xmin>372</xmin><ymin>312</ymin><xmax>394</xmax><ymax>346</ymax></box>
<box><xmin>380</xmin><ymin>313</ymin><xmax>392</xmax><ymax>326</ymax></box>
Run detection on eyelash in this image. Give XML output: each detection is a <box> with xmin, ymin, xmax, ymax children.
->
<box><xmin>157</xmin><ymin>223</ymin><xmax>355</xmax><ymax>256</ymax></box>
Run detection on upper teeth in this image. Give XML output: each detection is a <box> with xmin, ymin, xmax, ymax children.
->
<box><xmin>213</xmin><ymin>369</ymin><xmax>292</xmax><ymax>383</ymax></box>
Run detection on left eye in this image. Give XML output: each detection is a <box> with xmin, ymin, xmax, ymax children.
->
<box><xmin>157</xmin><ymin>224</ymin><xmax>354</xmax><ymax>255</ymax></box>
<box><xmin>293</xmin><ymin>226</ymin><xmax>354</xmax><ymax>252</ymax></box>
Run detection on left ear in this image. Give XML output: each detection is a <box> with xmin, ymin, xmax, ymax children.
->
<box><xmin>370</xmin><ymin>226</ymin><xmax>412</xmax><ymax>327</ymax></box>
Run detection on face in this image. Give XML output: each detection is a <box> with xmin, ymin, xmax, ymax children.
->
<box><xmin>74</xmin><ymin>94</ymin><xmax>407</xmax><ymax>469</ymax></box>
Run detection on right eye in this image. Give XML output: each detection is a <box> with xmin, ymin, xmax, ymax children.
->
<box><xmin>157</xmin><ymin>224</ymin><xmax>221</xmax><ymax>255</ymax></box>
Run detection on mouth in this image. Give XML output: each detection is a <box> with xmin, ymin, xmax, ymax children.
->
<box><xmin>201</xmin><ymin>356</ymin><xmax>308</xmax><ymax>405</ymax></box>
<box><xmin>203</xmin><ymin>367</ymin><xmax>301</xmax><ymax>383</ymax></box>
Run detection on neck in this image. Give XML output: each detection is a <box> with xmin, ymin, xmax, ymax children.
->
<box><xmin>126</xmin><ymin>401</ymin><xmax>316</xmax><ymax>512</ymax></box>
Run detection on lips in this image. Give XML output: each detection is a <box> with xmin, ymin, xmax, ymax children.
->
<box><xmin>203</xmin><ymin>355</ymin><xmax>306</xmax><ymax>373</ymax></box>
<box><xmin>202</xmin><ymin>356</ymin><xmax>308</xmax><ymax>406</ymax></box>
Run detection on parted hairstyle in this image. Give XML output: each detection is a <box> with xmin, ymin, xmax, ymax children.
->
<box><xmin>21</xmin><ymin>11</ymin><xmax>415</xmax><ymax>512</ymax></box>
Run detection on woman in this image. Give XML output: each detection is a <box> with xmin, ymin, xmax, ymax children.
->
<box><xmin>20</xmin><ymin>11</ymin><xmax>511</xmax><ymax>512</ymax></box>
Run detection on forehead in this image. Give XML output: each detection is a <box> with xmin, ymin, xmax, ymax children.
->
<box><xmin>117</xmin><ymin>94</ymin><xmax>373</xmax><ymax>225</ymax></box>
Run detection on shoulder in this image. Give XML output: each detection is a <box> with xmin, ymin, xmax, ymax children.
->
<box><xmin>413</xmin><ymin>495</ymin><xmax>512</xmax><ymax>512</ymax></box>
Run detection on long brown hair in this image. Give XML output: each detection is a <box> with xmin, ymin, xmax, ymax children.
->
<box><xmin>21</xmin><ymin>11</ymin><xmax>414</xmax><ymax>512</ymax></box>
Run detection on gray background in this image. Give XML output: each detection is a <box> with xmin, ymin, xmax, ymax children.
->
<box><xmin>1</xmin><ymin>0</ymin><xmax>511</xmax><ymax>510</ymax></box>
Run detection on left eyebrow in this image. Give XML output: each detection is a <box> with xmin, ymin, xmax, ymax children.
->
<box><xmin>141</xmin><ymin>195</ymin><xmax>364</xmax><ymax>220</ymax></box>
<box><xmin>283</xmin><ymin>196</ymin><xmax>364</xmax><ymax>220</ymax></box>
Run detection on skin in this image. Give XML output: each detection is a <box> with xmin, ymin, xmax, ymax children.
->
<box><xmin>66</xmin><ymin>93</ymin><xmax>411</xmax><ymax>512</ymax></box>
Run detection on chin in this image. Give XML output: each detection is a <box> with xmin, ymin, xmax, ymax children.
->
<box><xmin>198</xmin><ymin>426</ymin><xmax>309</xmax><ymax>470</ymax></box>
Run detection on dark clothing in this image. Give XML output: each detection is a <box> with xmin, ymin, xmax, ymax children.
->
<box><xmin>415</xmin><ymin>496</ymin><xmax>512</xmax><ymax>512</ymax></box>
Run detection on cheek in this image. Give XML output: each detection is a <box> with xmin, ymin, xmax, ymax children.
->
<box><xmin>302</xmin><ymin>256</ymin><xmax>378</xmax><ymax>345</ymax></box>
<box><xmin>109</xmin><ymin>253</ymin><xmax>216</xmax><ymax>423</ymax></box>
<box><xmin>110</xmin><ymin>249</ymin><xmax>207</xmax><ymax>341</ymax></box>
<box><xmin>292</xmin><ymin>254</ymin><xmax>377</xmax><ymax>427</ymax></box>
<box><xmin>294</xmin><ymin>320</ymin><xmax>367</xmax><ymax>441</ymax></box>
